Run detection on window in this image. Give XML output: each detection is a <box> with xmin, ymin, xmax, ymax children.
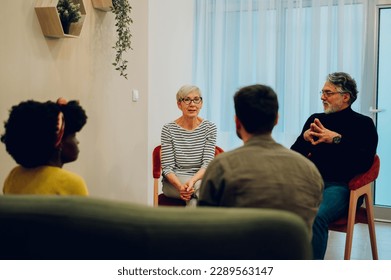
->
<box><xmin>193</xmin><ymin>0</ymin><xmax>366</xmax><ymax>150</ymax></box>
<box><xmin>374</xmin><ymin>6</ymin><xmax>391</xmax><ymax>212</ymax></box>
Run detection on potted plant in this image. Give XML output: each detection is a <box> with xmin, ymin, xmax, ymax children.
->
<box><xmin>111</xmin><ymin>0</ymin><xmax>133</xmax><ymax>79</ymax></box>
<box><xmin>57</xmin><ymin>0</ymin><xmax>82</xmax><ymax>34</ymax></box>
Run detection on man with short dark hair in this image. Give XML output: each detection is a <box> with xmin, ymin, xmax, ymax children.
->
<box><xmin>198</xmin><ymin>84</ymin><xmax>323</xmax><ymax>238</ymax></box>
<box><xmin>291</xmin><ymin>72</ymin><xmax>378</xmax><ymax>259</ymax></box>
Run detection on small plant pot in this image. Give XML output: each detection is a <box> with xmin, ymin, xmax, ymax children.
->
<box><xmin>61</xmin><ymin>21</ymin><xmax>71</xmax><ymax>34</ymax></box>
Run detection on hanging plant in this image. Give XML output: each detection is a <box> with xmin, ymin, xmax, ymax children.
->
<box><xmin>111</xmin><ymin>0</ymin><xmax>133</xmax><ymax>79</ymax></box>
<box><xmin>57</xmin><ymin>0</ymin><xmax>81</xmax><ymax>34</ymax></box>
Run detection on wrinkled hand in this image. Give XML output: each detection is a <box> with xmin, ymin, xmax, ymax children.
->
<box><xmin>184</xmin><ymin>179</ymin><xmax>196</xmax><ymax>190</ymax></box>
<box><xmin>179</xmin><ymin>185</ymin><xmax>194</xmax><ymax>201</ymax></box>
<box><xmin>303</xmin><ymin>118</ymin><xmax>340</xmax><ymax>145</ymax></box>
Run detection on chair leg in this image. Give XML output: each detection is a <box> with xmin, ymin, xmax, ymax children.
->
<box><xmin>153</xmin><ymin>179</ymin><xmax>159</xmax><ymax>207</ymax></box>
<box><xmin>364</xmin><ymin>192</ymin><xmax>379</xmax><ymax>260</ymax></box>
<box><xmin>344</xmin><ymin>190</ymin><xmax>359</xmax><ymax>260</ymax></box>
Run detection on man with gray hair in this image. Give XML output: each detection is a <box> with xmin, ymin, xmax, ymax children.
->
<box><xmin>291</xmin><ymin>72</ymin><xmax>378</xmax><ymax>259</ymax></box>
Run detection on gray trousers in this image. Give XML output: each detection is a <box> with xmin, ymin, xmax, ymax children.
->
<box><xmin>162</xmin><ymin>175</ymin><xmax>201</xmax><ymax>207</ymax></box>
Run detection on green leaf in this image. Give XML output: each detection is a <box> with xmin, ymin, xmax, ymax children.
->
<box><xmin>111</xmin><ymin>0</ymin><xmax>133</xmax><ymax>79</ymax></box>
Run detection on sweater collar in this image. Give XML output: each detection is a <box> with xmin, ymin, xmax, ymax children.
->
<box><xmin>328</xmin><ymin>106</ymin><xmax>353</xmax><ymax>116</ymax></box>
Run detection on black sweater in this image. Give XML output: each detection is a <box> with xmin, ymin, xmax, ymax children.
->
<box><xmin>291</xmin><ymin>107</ymin><xmax>378</xmax><ymax>184</ymax></box>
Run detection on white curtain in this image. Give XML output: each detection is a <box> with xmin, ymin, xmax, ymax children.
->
<box><xmin>193</xmin><ymin>0</ymin><xmax>368</xmax><ymax>151</ymax></box>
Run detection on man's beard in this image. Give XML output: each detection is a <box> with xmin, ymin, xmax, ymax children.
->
<box><xmin>323</xmin><ymin>102</ymin><xmax>342</xmax><ymax>114</ymax></box>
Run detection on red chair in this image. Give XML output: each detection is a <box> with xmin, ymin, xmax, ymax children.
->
<box><xmin>153</xmin><ymin>145</ymin><xmax>224</xmax><ymax>206</ymax></box>
<box><xmin>328</xmin><ymin>154</ymin><xmax>380</xmax><ymax>260</ymax></box>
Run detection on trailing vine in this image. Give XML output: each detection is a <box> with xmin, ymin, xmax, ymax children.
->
<box><xmin>112</xmin><ymin>0</ymin><xmax>133</xmax><ymax>79</ymax></box>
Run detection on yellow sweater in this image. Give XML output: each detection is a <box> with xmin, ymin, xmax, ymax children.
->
<box><xmin>3</xmin><ymin>166</ymin><xmax>88</xmax><ymax>196</ymax></box>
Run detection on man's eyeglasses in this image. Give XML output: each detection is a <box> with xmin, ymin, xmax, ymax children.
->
<box><xmin>180</xmin><ymin>97</ymin><xmax>203</xmax><ymax>105</ymax></box>
<box><xmin>319</xmin><ymin>90</ymin><xmax>345</xmax><ymax>98</ymax></box>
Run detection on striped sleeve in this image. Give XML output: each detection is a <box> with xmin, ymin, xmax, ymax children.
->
<box><xmin>201</xmin><ymin>121</ymin><xmax>217</xmax><ymax>169</ymax></box>
<box><xmin>161</xmin><ymin>123</ymin><xmax>176</xmax><ymax>176</ymax></box>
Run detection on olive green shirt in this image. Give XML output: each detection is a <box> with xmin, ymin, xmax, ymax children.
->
<box><xmin>198</xmin><ymin>134</ymin><xmax>323</xmax><ymax>236</ymax></box>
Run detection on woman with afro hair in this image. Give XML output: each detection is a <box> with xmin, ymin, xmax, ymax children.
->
<box><xmin>1</xmin><ymin>98</ymin><xmax>89</xmax><ymax>195</ymax></box>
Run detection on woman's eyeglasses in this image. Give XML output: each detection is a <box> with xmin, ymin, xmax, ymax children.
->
<box><xmin>180</xmin><ymin>97</ymin><xmax>203</xmax><ymax>105</ymax></box>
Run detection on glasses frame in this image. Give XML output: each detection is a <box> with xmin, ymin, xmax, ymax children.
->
<box><xmin>180</xmin><ymin>97</ymin><xmax>203</xmax><ymax>105</ymax></box>
<box><xmin>319</xmin><ymin>90</ymin><xmax>345</xmax><ymax>98</ymax></box>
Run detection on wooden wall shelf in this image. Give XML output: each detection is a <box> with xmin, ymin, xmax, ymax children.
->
<box><xmin>35</xmin><ymin>0</ymin><xmax>86</xmax><ymax>38</ymax></box>
<box><xmin>91</xmin><ymin>0</ymin><xmax>113</xmax><ymax>12</ymax></box>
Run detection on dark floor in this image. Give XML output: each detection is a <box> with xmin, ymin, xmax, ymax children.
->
<box><xmin>325</xmin><ymin>221</ymin><xmax>391</xmax><ymax>260</ymax></box>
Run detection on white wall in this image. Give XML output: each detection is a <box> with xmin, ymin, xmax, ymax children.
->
<box><xmin>0</xmin><ymin>0</ymin><xmax>194</xmax><ymax>205</ymax></box>
<box><xmin>0</xmin><ymin>0</ymin><xmax>149</xmax><ymax>204</ymax></box>
<box><xmin>148</xmin><ymin>0</ymin><xmax>194</xmax><ymax>203</ymax></box>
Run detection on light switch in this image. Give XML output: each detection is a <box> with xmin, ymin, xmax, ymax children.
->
<box><xmin>132</xmin><ymin>89</ymin><xmax>139</xmax><ymax>102</ymax></box>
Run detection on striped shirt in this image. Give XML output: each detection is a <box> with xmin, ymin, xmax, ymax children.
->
<box><xmin>161</xmin><ymin>120</ymin><xmax>217</xmax><ymax>177</ymax></box>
